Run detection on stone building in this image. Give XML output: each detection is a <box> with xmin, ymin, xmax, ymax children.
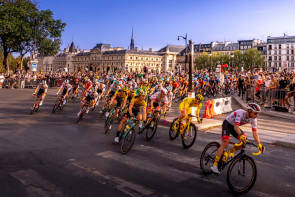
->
<box><xmin>266</xmin><ymin>34</ymin><xmax>295</xmax><ymax>71</ymax></box>
<box><xmin>33</xmin><ymin>30</ymin><xmax>182</xmax><ymax>73</ymax></box>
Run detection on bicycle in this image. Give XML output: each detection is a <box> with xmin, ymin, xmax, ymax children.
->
<box><xmin>140</xmin><ymin>106</ymin><xmax>161</xmax><ymax>141</ymax></box>
<box><xmin>169</xmin><ymin>114</ymin><xmax>198</xmax><ymax>149</ymax></box>
<box><xmin>52</xmin><ymin>95</ymin><xmax>66</xmax><ymax>113</ymax></box>
<box><xmin>120</xmin><ymin>117</ymin><xmax>138</xmax><ymax>154</ymax></box>
<box><xmin>76</xmin><ymin>102</ymin><xmax>90</xmax><ymax>123</ymax></box>
<box><xmin>200</xmin><ymin>140</ymin><xmax>262</xmax><ymax>195</ymax></box>
<box><xmin>104</xmin><ymin>106</ymin><xmax>119</xmax><ymax>134</ymax></box>
<box><xmin>30</xmin><ymin>94</ymin><xmax>42</xmax><ymax>115</ymax></box>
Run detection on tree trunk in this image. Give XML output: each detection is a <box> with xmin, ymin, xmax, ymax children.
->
<box><xmin>3</xmin><ymin>50</ymin><xmax>9</xmax><ymax>73</ymax></box>
<box><xmin>20</xmin><ymin>54</ymin><xmax>24</xmax><ymax>70</ymax></box>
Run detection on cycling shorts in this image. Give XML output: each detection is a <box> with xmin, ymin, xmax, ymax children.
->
<box><xmin>221</xmin><ymin>120</ymin><xmax>244</xmax><ymax>140</ymax></box>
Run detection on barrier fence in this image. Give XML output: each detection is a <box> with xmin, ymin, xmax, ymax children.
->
<box><xmin>239</xmin><ymin>85</ymin><xmax>295</xmax><ymax>112</ymax></box>
<box><xmin>1</xmin><ymin>78</ymin><xmax>66</xmax><ymax>89</ymax></box>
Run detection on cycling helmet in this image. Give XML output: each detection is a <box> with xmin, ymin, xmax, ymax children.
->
<box><xmin>64</xmin><ymin>79</ymin><xmax>69</xmax><ymax>84</ymax></box>
<box><xmin>115</xmin><ymin>80</ymin><xmax>120</xmax><ymax>85</ymax></box>
<box><xmin>196</xmin><ymin>94</ymin><xmax>204</xmax><ymax>102</ymax></box>
<box><xmin>247</xmin><ymin>103</ymin><xmax>261</xmax><ymax>113</ymax></box>
<box><xmin>160</xmin><ymin>88</ymin><xmax>168</xmax><ymax>95</ymax></box>
<box><xmin>136</xmin><ymin>88</ymin><xmax>146</xmax><ymax>96</ymax></box>
<box><xmin>41</xmin><ymin>80</ymin><xmax>47</xmax><ymax>85</ymax></box>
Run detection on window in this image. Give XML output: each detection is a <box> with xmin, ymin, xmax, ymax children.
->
<box><xmin>279</xmin><ymin>44</ymin><xmax>281</xmax><ymax>49</ymax></box>
<box><xmin>279</xmin><ymin>62</ymin><xmax>281</xmax><ymax>67</ymax></box>
<box><xmin>287</xmin><ymin>50</ymin><xmax>289</xmax><ymax>54</ymax></box>
<box><xmin>279</xmin><ymin>56</ymin><xmax>281</xmax><ymax>61</ymax></box>
<box><xmin>274</xmin><ymin>56</ymin><xmax>277</xmax><ymax>61</ymax></box>
<box><xmin>292</xmin><ymin>50</ymin><xmax>294</xmax><ymax>54</ymax></box>
<box><xmin>268</xmin><ymin>62</ymin><xmax>271</xmax><ymax>67</ymax></box>
<box><xmin>268</xmin><ymin>56</ymin><xmax>272</xmax><ymax>61</ymax></box>
<box><xmin>292</xmin><ymin>63</ymin><xmax>294</xmax><ymax>67</ymax></box>
<box><xmin>287</xmin><ymin>56</ymin><xmax>289</xmax><ymax>61</ymax></box>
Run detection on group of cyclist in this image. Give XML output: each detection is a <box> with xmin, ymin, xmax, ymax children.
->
<box><xmin>31</xmin><ymin>71</ymin><xmax>265</xmax><ymax>174</ymax></box>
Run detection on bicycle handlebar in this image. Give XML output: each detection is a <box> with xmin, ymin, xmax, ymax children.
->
<box><xmin>234</xmin><ymin>141</ymin><xmax>262</xmax><ymax>156</ymax></box>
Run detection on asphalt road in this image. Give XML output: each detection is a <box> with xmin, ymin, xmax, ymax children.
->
<box><xmin>0</xmin><ymin>88</ymin><xmax>294</xmax><ymax>197</ymax></box>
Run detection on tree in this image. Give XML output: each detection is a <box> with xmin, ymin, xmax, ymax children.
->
<box><xmin>0</xmin><ymin>0</ymin><xmax>66</xmax><ymax>72</ymax></box>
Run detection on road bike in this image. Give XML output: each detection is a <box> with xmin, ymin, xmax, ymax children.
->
<box><xmin>30</xmin><ymin>94</ymin><xmax>42</xmax><ymax>115</ymax></box>
<box><xmin>169</xmin><ymin>114</ymin><xmax>198</xmax><ymax>149</ymax></box>
<box><xmin>52</xmin><ymin>95</ymin><xmax>67</xmax><ymax>113</ymax></box>
<box><xmin>200</xmin><ymin>140</ymin><xmax>262</xmax><ymax>195</ymax></box>
<box><xmin>104</xmin><ymin>106</ymin><xmax>120</xmax><ymax>134</ymax></box>
<box><xmin>120</xmin><ymin>117</ymin><xmax>138</xmax><ymax>154</ymax></box>
<box><xmin>140</xmin><ymin>106</ymin><xmax>161</xmax><ymax>141</ymax></box>
<box><xmin>76</xmin><ymin>102</ymin><xmax>90</xmax><ymax>123</ymax></box>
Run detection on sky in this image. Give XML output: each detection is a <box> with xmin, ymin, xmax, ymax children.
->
<box><xmin>37</xmin><ymin>0</ymin><xmax>295</xmax><ymax>51</ymax></box>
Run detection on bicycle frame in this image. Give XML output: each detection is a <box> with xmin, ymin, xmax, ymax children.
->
<box><xmin>179</xmin><ymin>116</ymin><xmax>193</xmax><ymax>137</ymax></box>
<box><xmin>121</xmin><ymin>118</ymin><xmax>137</xmax><ymax>138</ymax></box>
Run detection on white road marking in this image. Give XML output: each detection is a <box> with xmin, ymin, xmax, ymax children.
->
<box><xmin>71</xmin><ymin>162</ymin><xmax>154</xmax><ymax>197</ymax></box>
<box><xmin>11</xmin><ymin>169</ymin><xmax>64</xmax><ymax>197</ymax></box>
<box><xmin>96</xmin><ymin>150</ymin><xmax>279</xmax><ymax>197</ymax></box>
<box><xmin>134</xmin><ymin>145</ymin><xmax>200</xmax><ymax>168</ymax></box>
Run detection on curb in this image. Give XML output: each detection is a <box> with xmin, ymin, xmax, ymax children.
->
<box><xmin>272</xmin><ymin>141</ymin><xmax>295</xmax><ymax>149</ymax></box>
<box><xmin>232</xmin><ymin>96</ymin><xmax>295</xmax><ymax>121</ymax></box>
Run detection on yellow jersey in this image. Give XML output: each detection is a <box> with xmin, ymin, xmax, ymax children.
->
<box><xmin>179</xmin><ymin>97</ymin><xmax>202</xmax><ymax>115</ymax></box>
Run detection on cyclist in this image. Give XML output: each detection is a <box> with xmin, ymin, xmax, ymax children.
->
<box><xmin>150</xmin><ymin>87</ymin><xmax>169</xmax><ymax>118</ymax></box>
<box><xmin>114</xmin><ymin>89</ymin><xmax>147</xmax><ymax>143</ymax></box>
<box><xmin>78</xmin><ymin>90</ymin><xmax>98</xmax><ymax>116</ymax></box>
<box><xmin>106</xmin><ymin>86</ymin><xmax>128</xmax><ymax>119</ymax></box>
<box><xmin>177</xmin><ymin>94</ymin><xmax>203</xmax><ymax>124</ymax></box>
<box><xmin>211</xmin><ymin>103</ymin><xmax>266</xmax><ymax>174</ymax></box>
<box><xmin>56</xmin><ymin>79</ymin><xmax>72</xmax><ymax>105</ymax></box>
<box><xmin>82</xmin><ymin>78</ymin><xmax>93</xmax><ymax>98</ymax></box>
<box><xmin>32</xmin><ymin>80</ymin><xmax>48</xmax><ymax>106</ymax></box>
<box><xmin>70</xmin><ymin>78</ymin><xmax>79</xmax><ymax>99</ymax></box>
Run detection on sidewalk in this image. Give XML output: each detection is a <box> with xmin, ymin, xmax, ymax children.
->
<box><xmin>163</xmin><ymin>99</ymin><xmax>295</xmax><ymax>149</ymax></box>
<box><xmin>232</xmin><ymin>96</ymin><xmax>295</xmax><ymax>121</ymax></box>
<box><xmin>162</xmin><ymin>102</ymin><xmax>224</xmax><ymax>131</ymax></box>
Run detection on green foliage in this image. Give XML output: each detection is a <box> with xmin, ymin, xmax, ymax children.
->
<box><xmin>195</xmin><ymin>48</ymin><xmax>265</xmax><ymax>71</ymax></box>
<box><xmin>0</xmin><ymin>0</ymin><xmax>66</xmax><ymax>72</ymax></box>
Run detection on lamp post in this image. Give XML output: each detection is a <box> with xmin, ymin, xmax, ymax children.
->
<box><xmin>178</xmin><ymin>33</ymin><xmax>188</xmax><ymax>72</ymax></box>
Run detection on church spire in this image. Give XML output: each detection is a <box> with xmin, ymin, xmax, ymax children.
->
<box><xmin>130</xmin><ymin>28</ymin><xmax>135</xmax><ymax>50</ymax></box>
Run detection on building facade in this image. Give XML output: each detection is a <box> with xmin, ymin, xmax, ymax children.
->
<box><xmin>267</xmin><ymin>34</ymin><xmax>295</xmax><ymax>71</ymax></box>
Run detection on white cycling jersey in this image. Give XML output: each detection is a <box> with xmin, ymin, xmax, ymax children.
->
<box><xmin>225</xmin><ymin>109</ymin><xmax>257</xmax><ymax>131</ymax></box>
<box><xmin>150</xmin><ymin>92</ymin><xmax>169</xmax><ymax>105</ymax></box>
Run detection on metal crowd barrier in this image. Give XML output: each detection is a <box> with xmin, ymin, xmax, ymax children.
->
<box><xmin>239</xmin><ymin>85</ymin><xmax>293</xmax><ymax>112</ymax></box>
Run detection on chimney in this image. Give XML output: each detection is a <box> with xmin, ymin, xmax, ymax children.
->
<box><xmin>135</xmin><ymin>47</ymin><xmax>139</xmax><ymax>52</ymax></box>
<box><xmin>149</xmin><ymin>48</ymin><xmax>152</xmax><ymax>52</ymax></box>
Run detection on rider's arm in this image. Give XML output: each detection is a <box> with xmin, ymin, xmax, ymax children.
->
<box><xmin>142</xmin><ymin>106</ymin><xmax>147</xmax><ymax>121</ymax></box>
<box><xmin>128</xmin><ymin>102</ymin><xmax>134</xmax><ymax>115</ymax></box>
<box><xmin>233</xmin><ymin>125</ymin><xmax>242</xmax><ymax>136</ymax></box>
<box><xmin>34</xmin><ymin>86</ymin><xmax>39</xmax><ymax>94</ymax></box>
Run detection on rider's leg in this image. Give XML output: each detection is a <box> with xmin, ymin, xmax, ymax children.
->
<box><xmin>115</xmin><ymin>115</ymin><xmax>127</xmax><ymax>142</ymax></box>
<box><xmin>213</xmin><ymin>138</ymin><xmax>230</xmax><ymax>167</ymax></box>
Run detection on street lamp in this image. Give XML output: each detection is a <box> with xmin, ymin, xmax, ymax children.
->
<box><xmin>177</xmin><ymin>33</ymin><xmax>188</xmax><ymax>72</ymax></box>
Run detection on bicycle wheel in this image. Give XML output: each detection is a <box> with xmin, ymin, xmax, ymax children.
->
<box><xmin>169</xmin><ymin>118</ymin><xmax>180</xmax><ymax>140</ymax></box>
<box><xmin>52</xmin><ymin>104</ymin><xmax>58</xmax><ymax>113</ymax></box>
<box><xmin>181</xmin><ymin>123</ymin><xmax>197</xmax><ymax>149</ymax></box>
<box><xmin>76</xmin><ymin>109</ymin><xmax>85</xmax><ymax>123</ymax></box>
<box><xmin>145</xmin><ymin>117</ymin><xmax>159</xmax><ymax>141</ymax></box>
<box><xmin>227</xmin><ymin>155</ymin><xmax>257</xmax><ymax>195</ymax></box>
<box><xmin>120</xmin><ymin>128</ymin><xmax>136</xmax><ymax>154</ymax></box>
<box><xmin>104</xmin><ymin>115</ymin><xmax>113</xmax><ymax>135</ymax></box>
<box><xmin>200</xmin><ymin>142</ymin><xmax>220</xmax><ymax>175</ymax></box>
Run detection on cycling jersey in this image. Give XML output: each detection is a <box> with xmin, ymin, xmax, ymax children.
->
<box><xmin>150</xmin><ymin>92</ymin><xmax>169</xmax><ymax>105</ymax></box>
<box><xmin>130</xmin><ymin>96</ymin><xmax>147</xmax><ymax>111</ymax></box>
<box><xmin>179</xmin><ymin>97</ymin><xmax>202</xmax><ymax>115</ymax></box>
<box><xmin>36</xmin><ymin>84</ymin><xmax>48</xmax><ymax>96</ymax></box>
<box><xmin>225</xmin><ymin>109</ymin><xmax>257</xmax><ymax>132</ymax></box>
